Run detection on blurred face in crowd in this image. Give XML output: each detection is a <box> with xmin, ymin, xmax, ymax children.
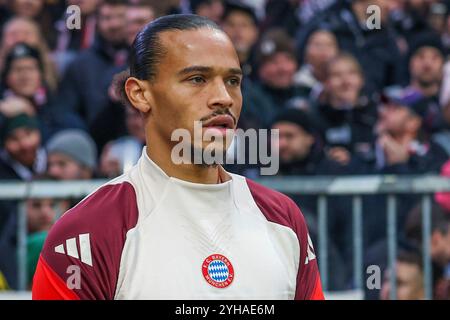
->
<box><xmin>125</xmin><ymin>28</ymin><xmax>242</xmax><ymax>155</ymax></box>
<box><xmin>47</xmin><ymin>153</ymin><xmax>92</xmax><ymax>180</ymax></box>
<box><xmin>126</xmin><ymin>5</ymin><xmax>156</xmax><ymax>46</ymax></box>
<box><xmin>259</xmin><ymin>52</ymin><xmax>298</xmax><ymax>89</ymax></box>
<box><xmin>272</xmin><ymin>122</ymin><xmax>314</xmax><ymax>164</ymax></box>
<box><xmin>304</xmin><ymin>30</ymin><xmax>338</xmax><ymax>79</ymax></box>
<box><xmin>377</xmin><ymin>103</ymin><xmax>421</xmax><ymax>136</ymax></box>
<box><xmin>6</xmin><ymin>57</ymin><xmax>42</xmax><ymax>98</ymax></box>
<box><xmin>325</xmin><ymin>56</ymin><xmax>364</xmax><ymax>108</ymax></box>
<box><xmin>409</xmin><ymin>46</ymin><xmax>444</xmax><ymax>90</ymax></box>
<box><xmin>2</xmin><ymin>18</ymin><xmax>41</xmax><ymax>52</ymax></box>
<box><xmin>126</xmin><ymin>106</ymin><xmax>145</xmax><ymax>142</ymax></box>
<box><xmin>380</xmin><ymin>261</ymin><xmax>424</xmax><ymax>300</ymax></box>
<box><xmin>4</xmin><ymin>127</ymin><xmax>41</xmax><ymax>167</ymax></box>
<box><xmin>11</xmin><ymin>0</ymin><xmax>44</xmax><ymax>18</ymax></box>
<box><xmin>222</xmin><ymin>10</ymin><xmax>258</xmax><ymax>60</ymax></box>
<box><xmin>431</xmin><ymin>226</ymin><xmax>450</xmax><ymax>267</ymax></box>
<box><xmin>67</xmin><ymin>0</ymin><xmax>100</xmax><ymax>16</ymax></box>
<box><xmin>27</xmin><ymin>198</ymin><xmax>57</xmax><ymax>233</ymax></box>
<box><xmin>195</xmin><ymin>0</ymin><xmax>224</xmax><ymax>24</ymax></box>
<box><xmin>97</xmin><ymin>3</ymin><xmax>128</xmax><ymax>46</ymax></box>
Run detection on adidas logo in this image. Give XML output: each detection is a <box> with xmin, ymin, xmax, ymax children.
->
<box><xmin>304</xmin><ymin>234</ymin><xmax>316</xmax><ymax>265</ymax></box>
<box><xmin>54</xmin><ymin>233</ymin><xmax>93</xmax><ymax>267</ymax></box>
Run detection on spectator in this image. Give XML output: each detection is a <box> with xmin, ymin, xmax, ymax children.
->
<box><xmin>0</xmin><ymin>113</ymin><xmax>45</xmax><ymax>289</ymax></box>
<box><xmin>53</xmin><ymin>0</ymin><xmax>101</xmax><ymax>73</ymax></box>
<box><xmin>271</xmin><ymin>108</ymin><xmax>354</xmax><ymax>290</ymax></box>
<box><xmin>311</xmin><ymin>53</ymin><xmax>377</xmax><ymax>167</ymax></box>
<box><xmin>375</xmin><ymin>91</ymin><xmax>448</xmax><ymax>174</ymax></box>
<box><xmin>0</xmin><ymin>43</ymin><xmax>84</xmax><ymax>140</ymax></box>
<box><xmin>190</xmin><ymin>0</ymin><xmax>224</xmax><ymax>24</ymax></box>
<box><xmin>0</xmin><ymin>113</ymin><xmax>45</xmax><ymax>181</ymax></box>
<box><xmin>54</xmin><ymin>0</ymin><xmax>129</xmax><ymax>145</ymax></box>
<box><xmin>125</xmin><ymin>1</ymin><xmax>156</xmax><ymax>46</ymax></box>
<box><xmin>380</xmin><ymin>248</ymin><xmax>425</xmax><ymax>300</ymax></box>
<box><xmin>400</xmin><ymin>32</ymin><xmax>446</xmax><ymax>133</ymax></box>
<box><xmin>294</xmin><ymin>28</ymin><xmax>339</xmax><ymax>100</ymax></box>
<box><xmin>296</xmin><ymin>0</ymin><xmax>404</xmax><ymax>91</ymax></box>
<box><xmin>46</xmin><ymin>129</ymin><xmax>98</xmax><ymax>181</ymax></box>
<box><xmin>0</xmin><ymin>17</ymin><xmax>58</xmax><ymax>91</ymax></box>
<box><xmin>271</xmin><ymin>108</ymin><xmax>351</xmax><ymax>176</ymax></box>
<box><xmin>254</xmin><ymin>28</ymin><xmax>309</xmax><ymax>115</ymax></box>
<box><xmin>26</xmin><ymin>195</ymin><xmax>59</xmax><ymax>288</ymax></box>
<box><xmin>7</xmin><ymin>0</ymin><xmax>61</xmax><ymax>53</ymax></box>
<box><xmin>221</xmin><ymin>1</ymin><xmax>259</xmax><ymax>78</ymax></box>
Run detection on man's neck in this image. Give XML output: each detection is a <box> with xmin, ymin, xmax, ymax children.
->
<box><xmin>146</xmin><ymin>141</ymin><xmax>226</xmax><ymax>184</ymax></box>
<box><xmin>411</xmin><ymin>80</ymin><xmax>440</xmax><ymax>97</ymax></box>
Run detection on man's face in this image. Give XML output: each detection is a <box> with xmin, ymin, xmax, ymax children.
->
<box><xmin>258</xmin><ymin>52</ymin><xmax>298</xmax><ymax>89</ymax></box>
<box><xmin>47</xmin><ymin>153</ymin><xmax>88</xmax><ymax>180</ymax></box>
<box><xmin>431</xmin><ymin>227</ymin><xmax>450</xmax><ymax>266</ymax></box>
<box><xmin>325</xmin><ymin>58</ymin><xmax>363</xmax><ymax>107</ymax></box>
<box><xmin>305</xmin><ymin>31</ymin><xmax>338</xmax><ymax>70</ymax></box>
<box><xmin>272</xmin><ymin>122</ymin><xmax>314</xmax><ymax>164</ymax></box>
<box><xmin>12</xmin><ymin>0</ymin><xmax>43</xmax><ymax>18</ymax></box>
<box><xmin>6</xmin><ymin>57</ymin><xmax>42</xmax><ymax>98</ymax></box>
<box><xmin>380</xmin><ymin>262</ymin><xmax>424</xmax><ymax>300</ymax></box>
<box><xmin>378</xmin><ymin>103</ymin><xmax>415</xmax><ymax>135</ymax></box>
<box><xmin>126</xmin><ymin>6</ymin><xmax>155</xmax><ymax>46</ymax></box>
<box><xmin>4</xmin><ymin>127</ymin><xmax>41</xmax><ymax>167</ymax></box>
<box><xmin>3</xmin><ymin>19</ymin><xmax>40</xmax><ymax>51</ymax></box>
<box><xmin>410</xmin><ymin>47</ymin><xmax>444</xmax><ymax>89</ymax></box>
<box><xmin>27</xmin><ymin>198</ymin><xmax>56</xmax><ymax>233</ymax></box>
<box><xmin>222</xmin><ymin>11</ymin><xmax>258</xmax><ymax>57</ymax></box>
<box><xmin>145</xmin><ymin>28</ymin><xmax>242</xmax><ymax>155</ymax></box>
<box><xmin>195</xmin><ymin>0</ymin><xmax>224</xmax><ymax>23</ymax></box>
<box><xmin>97</xmin><ymin>4</ymin><xmax>127</xmax><ymax>45</ymax></box>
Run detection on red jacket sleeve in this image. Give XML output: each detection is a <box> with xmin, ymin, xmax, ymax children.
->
<box><xmin>31</xmin><ymin>182</ymin><xmax>139</xmax><ymax>300</ymax></box>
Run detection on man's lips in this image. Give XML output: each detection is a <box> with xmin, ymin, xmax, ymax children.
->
<box><xmin>202</xmin><ymin>115</ymin><xmax>235</xmax><ymax>129</ymax></box>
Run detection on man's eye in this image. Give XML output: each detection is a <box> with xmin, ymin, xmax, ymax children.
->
<box><xmin>189</xmin><ymin>76</ymin><xmax>206</xmax><ymax>84</ymax></box>
<box><xmin>227</xmin><ymin>78</ymin><xmax>241</xmax><ymax>86</ymax></box>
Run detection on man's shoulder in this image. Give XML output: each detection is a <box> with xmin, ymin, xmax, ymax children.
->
<box><xmin>45</xmin><ymin>179</ymin><xmax>139</xmax><ymax>250</ymax></box>
<box><xmin>244</xmin><ymin>177</ymin><xmax>306</xmax><ymax>231</ymax></box>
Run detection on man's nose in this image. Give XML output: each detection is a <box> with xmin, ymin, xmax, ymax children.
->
<box><xmin>208</xmin><ymin>79</ymin><xmax>233</xmax><ymax>109</ymax></box>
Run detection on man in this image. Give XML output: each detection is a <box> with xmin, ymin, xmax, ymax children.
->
<box><xmin>385</xmin><ymin>32</ymin><xmax>447</xmax><ymax>136</ymax></box>
<box><xmin>221</xmin><ymin>1</ymin><xmax>259</xmax><ymax>78</ymax></box>
<box><xmin>46</xmin><ymin>129</ymin><xmax>97</xmax><ymax>181</ymax></box>
<box><xmin>375</xmin><ymin>92</ymin><xmax>448</xmax><ymax>174</ymax></box>
<box><xmin>0</xmin><ymin>113</ymin><xmax>45</xmax><ymax>181</ymax></box>
<box><xmin>32</xmin><ymin>14</ymin><xmax>323</xmax><ymax>300</ymax></box>
<box><xmin>55</xmin><ymin>0</ymin><xmax>128</xmax><ymax>137</ymax></box>
<box><xmin>380</xmin><ymin>249</ymin><xmax>425</xmax><ymax>300</ymax></box>
<box><xmin>0</xmin><ymin>113</ymin><xmax>45</xmax><ymax>289</ymax></box>
<box><xmin>125</xmin><ymin>1</ymin><xmax>156</xmax><ymax>46</ymax></box>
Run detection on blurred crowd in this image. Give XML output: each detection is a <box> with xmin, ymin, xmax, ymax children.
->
<box><xmin>0</xmin><ymin>0</ymin><xmax>450</xmax><ymax>299</ymax></box>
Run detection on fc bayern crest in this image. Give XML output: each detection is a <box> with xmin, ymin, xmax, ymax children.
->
<box><xmin>202</xmin><ymin>254</ymin><xmax>234</xmax><ymax>288</ymax></box>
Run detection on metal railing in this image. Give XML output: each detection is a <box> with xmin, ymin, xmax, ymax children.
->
<box><xmin>1</xmin><ymin>175</ymin><xmax>450</xmax><ymax>299</ymax></box>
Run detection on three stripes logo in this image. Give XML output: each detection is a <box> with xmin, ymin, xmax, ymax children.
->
<box><xmin>54</xmin><ymin>233</ymin><xmax>93</xmax><ymax>267</ymax></box>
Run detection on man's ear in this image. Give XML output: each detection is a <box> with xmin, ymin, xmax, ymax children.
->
<box><xmin>125</xmin><ymin>77</ymin><xmax>154</xmax><ymax>113</ymax></box>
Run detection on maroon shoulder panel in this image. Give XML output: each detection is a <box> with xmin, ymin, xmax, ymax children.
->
<box><xmin>35</xmin><ymin>182</ymin><xmax>139</xmax><ymax>300</ymax></box>
<box><xmin>246</xmin><ymin>178</ymin><xmax>324</xmax><ymax>300</ymax></box>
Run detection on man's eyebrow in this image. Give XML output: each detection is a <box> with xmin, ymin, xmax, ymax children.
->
<box><xmin>176</xmin><ymin>66</ymin><xmax>243</xmax><ymax>76</ymax></box>
<box><xmin>177</xmin><ymin>66</ymin><xmax>213</xmax><ymax>76</ymax></box>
